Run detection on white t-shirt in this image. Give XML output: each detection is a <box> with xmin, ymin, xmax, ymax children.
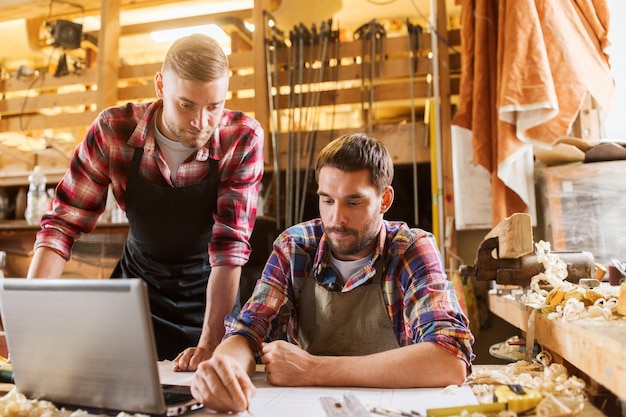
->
<box><xmin>154</xmin><ymin>120</ymin><xmax>195</xmax><ymax>182</ymax></box>
<box><xmin>328</xmin><ymin>251</ymin><xmax>374</xmax><ymax>285</ymax></box>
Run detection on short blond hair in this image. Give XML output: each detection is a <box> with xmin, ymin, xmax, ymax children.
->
<box><xmin>161</xmin><ymin>33</ymin><xmax>229</xmax><ymax>82</ymax></box>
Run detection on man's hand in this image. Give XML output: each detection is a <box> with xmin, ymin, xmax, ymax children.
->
<box><xmin>191</xmin><ymin>354</ymin><xmax>256</xmax><ymax>413</ymax></box>
<box><xmin>172</xmin><ymin>346</ymin><xmax>214</xmax><ymax>372</ymax></box>
<box><xmin>261</xmin><ymin>340</ymin><xmax>322</xmax><ymax>386</ymax></box>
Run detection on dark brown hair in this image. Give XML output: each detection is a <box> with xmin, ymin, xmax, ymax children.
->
<box><xmin>314</xmin><ymin>133</ymin><xmax>394</xmax><ymax>195</ymax></box>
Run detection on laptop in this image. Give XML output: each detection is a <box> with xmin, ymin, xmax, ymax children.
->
<box><xmin>0</xmin><ymin>278</ymin><xmax>202</xmax><ymax>416</ymax></box>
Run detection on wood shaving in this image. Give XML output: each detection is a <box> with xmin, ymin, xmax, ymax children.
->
<box><xmin>0</xmin><ymin>388</ymin><xmax>150</xmax><ymax>417</ymax></box>
<box><xmin>488</xmin><ymin>336</ymin><xmax>526</xmax><ymax>361</ymax></box>
<box><xmin>519</xmin><ymin>241</ymin><xmax>621</xmax><ymax>321</ymax></box>
<box><xmin>465</xmin><ymin>355</ymin><xmax>586</xmax><ymax>417</ymax></box>
<box><xmin>0</xmin><ymin>388</ymin><xmax>88</xmax><ymax>417</ymax></box>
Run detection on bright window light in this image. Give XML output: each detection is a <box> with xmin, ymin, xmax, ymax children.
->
<box><xmin>150</xmin><ymin>24</ymin><xmax>231</xmax><ymax>53</ymax></box>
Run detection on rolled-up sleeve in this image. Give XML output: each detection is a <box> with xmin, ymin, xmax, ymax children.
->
<box><xmin>210</xmin><ymin>114</ymin><xmax>264</xmax><ymax>267</ymax></box>
<box><xmin>401</xmin><ymin>232</ymin><xmax>475</xmax><ymax>371</ymax></box>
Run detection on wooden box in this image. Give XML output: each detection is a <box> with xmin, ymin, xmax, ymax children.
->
<box><xmin>535</xmin><ymin>160</ymin><xmax>626</xmax><ymax>265</ymax></box>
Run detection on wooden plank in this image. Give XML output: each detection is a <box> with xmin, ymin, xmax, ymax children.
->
<box><xmin>118</xmin><ymin>62</ymin><xmax>161</xmax><ymax>79</ymax></box>
<box><xmin>0</xmin><ymin>111</ymin><xmax>98</xmax><ymax>132</ymax></box>
<box><xmin>488</xmin><ymin>292</ymin><xmax>531</xmax><ymax>331</ymax></box>
<box><xmin>224</xmin><ymin>97</ymin><xmax>255</xmax><ymax>113</ymax></box>
<box><xmin>117</xmin><ymin>84</ymin><xmax>158</xmax><ymax>102</ymax></box>
<box><xmin>535</xmin><ymin>312</ymin><xmax>626</xmax><ymax>403</ymax></box>
<box><xmin>228</xmin><ymin>72</ymin><xmax>256</xmax><ymax>92</ymax></box>
<box><xmin>116</xmin><ymin>62</ymin><xmax>256</xmax><ymax>92</ymax></box>
<box><xmin>270</xmin><ymin>56</ymin><xmax>439</xmax><ymax>88</ymax></box>
<box><xmin>252</xmin><ymin>0</ymin><xmax>271</xmax><ymax>167</ymax></box>
<box><xmin>228</xmin><ymin>50</ymin><xmax>255</xmax><ymax>71</ymax></box>
<box><xmin>436</xmin><ymin>0</ymin><xmax>457</xmax><ymax>269</ymax></box>
<box><xmin>0</xmin><ymin>90</ymin><xmax>98</xmax><ymax>114</ymax></box>
<box><xmin>484</xmin><ymin>212</ymin><xmax>533</xmax><ymax>258</ymax></box>
<box><xmin>274</xmin><ymin>78</ymin><xmax>459</xmax><ymax>110</ymax></box>
<box><xmin>85</xmin><ymin>9</ymin><xmax>252</xmax><ymax>38</ymax></box>
<box><xmin>312</xmin><ymin>29</ymin><xmax>460</xmax><ymax>60</ymax></box>
<box><xmin>3</xmin><ymin>69</ymin><xmax>98</xmax><ymax>93</ymax></box>
<box><xmin>97</xmin><ymin>0</ymin><xmax>121</xmax><ymax>111</ymax></box>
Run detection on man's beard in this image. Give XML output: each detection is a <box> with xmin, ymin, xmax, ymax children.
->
<box><xmin>325</xmin><ymin>226</ymin><xmax>377</xmax><ymax>258</ymax></box>
<box><xmin>164</xmin><ymin>115</ymin><xmax>213</xmax><ymax>149</ymax></box>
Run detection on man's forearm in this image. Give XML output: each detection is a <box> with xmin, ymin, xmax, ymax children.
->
<box><xmin>27</xmin><ymin>247</ymin><xmax>67</xmax><ymax>278</ymax></box>
<box><xmin>215</xmin><ymin>335</ymin><xmax>257</xmax><ymax>376</ymax></box>
<box><xmin>198</xmin><ymin>265</ymin><xmax>241</xmax><ymax>350</ymax></box>
<box><xmin>309</xmin><ymin>342</ymin><xmax>467</xmax><ymax>388</ymax></box>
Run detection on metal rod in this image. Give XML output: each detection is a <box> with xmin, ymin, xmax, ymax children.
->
<box><xmin>429</xmin><ymin>0</ymin><xmax>445</xmax><ymax>255</ymax></box>
<box><xmin>407</xmin><ymin>19</ymin><xmax>419</xmax><ymax>227</ymax></box>
<box><xmin>299</xmin><ymin>19</ymin><xmax>332</xmax><ymax>223</ymax></box>
<box><xmin>263</xmin><ymin>11</ymin><xmax>281</xmax><ymax>228</ymax></box>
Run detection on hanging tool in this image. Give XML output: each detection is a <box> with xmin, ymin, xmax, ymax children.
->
<box><xmin>262</xmin><ymin>10</ymin><xmax>284</xmax><ymax>228</ymax></box>
<box><xmin>292</xmin><ymin>23</ymin><xmax>310</xmax><ymax>227</ymax></box>
<box><xmin>326</xmin><ymin>23</ymin><xmax>341</xmax><ymax>144</ymax></box>
<box><xmin>406</xmin><ymin>20</ymin><xmax>423</xmax><ymax>227</ymax></box>
<box><xmin>285</xmin><ymin>27</ymin><xmax>298</xmax><ymax>229</ymax></box>
<box><xmin>297</xmin><ymin>22</ymin><xmax>319</xmax><ymax>223</ymax></box>
<box><xmin>298</xmin><ymin>19</ymin><xmax>333</xmax><ymax>223</ymax></box>
<box><xmin>354</xmin><ymin>20</ymin><xmax>385</xmax><ymax>135</ymax></box>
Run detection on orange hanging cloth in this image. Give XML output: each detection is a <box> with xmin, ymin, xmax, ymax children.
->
<box><xmin>453</xmin><ymin>0</ymin><xmax>614</xmax><ymax>226</ymax></box>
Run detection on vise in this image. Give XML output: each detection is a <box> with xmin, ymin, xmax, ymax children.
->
<box><xmin>459</xmin><ymin>213</ymin><xmax>595</xmax><ymax>288</ymax></box>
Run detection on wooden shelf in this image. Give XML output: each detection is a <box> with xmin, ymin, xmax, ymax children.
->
<box><xmin>488</xmin><ymin>292</ymin><xmax>626</xmax><ymax>403</ymax></box>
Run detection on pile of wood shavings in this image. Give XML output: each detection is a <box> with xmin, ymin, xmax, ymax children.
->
<box><xmin>519</xmin><ymin>241</ymin><xmax>620</xmax><ymax>321</ymax></box>
<box><xmin>0</xmin><ymin>388</ymin><xmax>88</xmax><ymax>417</ymax></box>
<box><xmin>0</xmin><ymin>388</ymin><xmax>150</xmax><ymax>417</ymax></box>
<box><xmin>464</xmin><ymin>356</ymin><xmax>586</xmax><ymax>417</ymax></box>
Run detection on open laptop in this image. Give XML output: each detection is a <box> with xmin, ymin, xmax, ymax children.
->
<box><xmin>0</xmin><ymin>278</ymin><xmax>202</xmax><ymax>416</ymax></box>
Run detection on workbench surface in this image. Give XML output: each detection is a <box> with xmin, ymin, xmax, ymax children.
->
<box><xmin>488</xmin><ymin>291</ymin><xmax>626</xmax><ymax>403</ymax></box>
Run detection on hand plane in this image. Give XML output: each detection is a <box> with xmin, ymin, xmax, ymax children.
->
<box><xmin>459</xmin><ymin>213</ymin><xmax>595</xmax><ymax>287</ymax></box>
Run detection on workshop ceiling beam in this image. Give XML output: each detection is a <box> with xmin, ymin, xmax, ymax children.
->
<box><xmin>0</xmin><ymin>0</ymin><xmax>191</xmax><ymax>23</ymax></box>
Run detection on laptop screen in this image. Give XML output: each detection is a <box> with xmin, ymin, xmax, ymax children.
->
<box><xmin>0</xmin><ymin>278</ymin><xmax>171</xmax><ymax>415</ymax></box>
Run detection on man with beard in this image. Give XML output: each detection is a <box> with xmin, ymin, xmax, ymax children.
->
<box><xmin>26</xmin><ymin>34</ymin><xmax>264</xmax><ymax>370</ymax></box>
<box><xmin>190</xmin><ymin>133</ymin><xmax>474</xmax><ymax>414</ymax></box>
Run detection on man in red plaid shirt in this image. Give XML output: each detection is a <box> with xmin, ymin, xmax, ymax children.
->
<box><xmin>27</xmin><ymin>34</ymin><xmax>264</xmax><ymax>370</ymax></box>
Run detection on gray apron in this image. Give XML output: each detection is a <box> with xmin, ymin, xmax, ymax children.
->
<box><xmin>111</xmin><ymin>146</ymin><xmax>218</xmax><ymax>360</ymax></box>
<box><xmin>296</xmin><ymin>256</ymin><xmax>400</xmax><ymax>356</ymax></box>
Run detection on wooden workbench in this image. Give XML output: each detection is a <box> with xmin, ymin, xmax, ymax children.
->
<box><xmin>488</xmin><ymin>291</ymin><xmax>626</xmax><ymax>406</ymax></box>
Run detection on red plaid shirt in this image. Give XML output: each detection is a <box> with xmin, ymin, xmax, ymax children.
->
<box><xmin>35</xmin><ymin>100</ymin><xmax>264</xmax><ymax>267</ymax></box>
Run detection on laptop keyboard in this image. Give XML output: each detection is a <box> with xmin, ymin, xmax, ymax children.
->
<box><xmin>162</xmin><ymin>384</ymin><xmax>195</xmax><ymax>405</ymax></box>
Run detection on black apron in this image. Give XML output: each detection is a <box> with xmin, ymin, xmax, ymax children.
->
<box><xmin>111</xmin><ymin>147</ymin><xmax>218</xmax><ymax>360</ymax></box>
<box><xmin>296</xmin><ymin>256</ymin><xmax>400</xmax><ymax>356</ymax></box>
